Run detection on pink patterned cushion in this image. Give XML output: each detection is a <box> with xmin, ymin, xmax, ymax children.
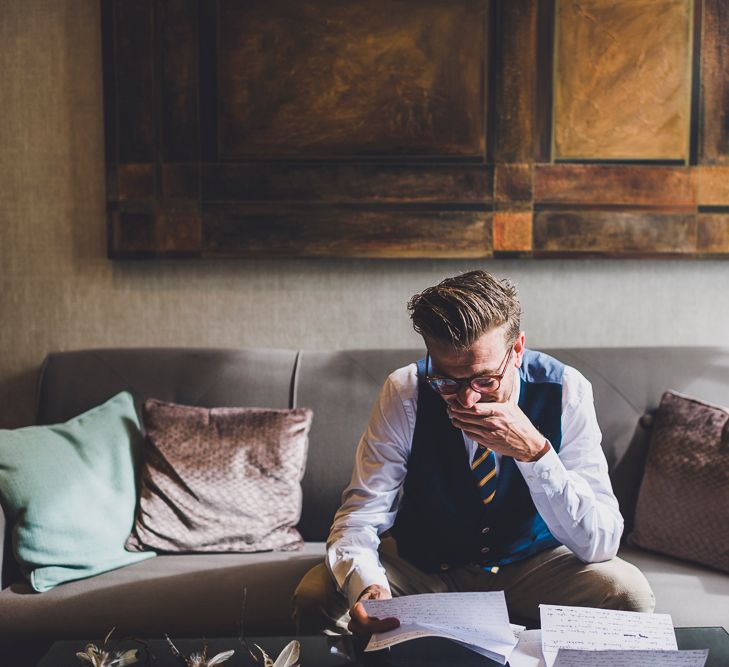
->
<box><xmin>628</xmin><ymin>390</ymin><xmax>729</xmax><ymax>573</ymax></box>
<box><xmin>126</xmin><ymin>399</ymin><xmax>312</xmax><ymax>553</ymax></box>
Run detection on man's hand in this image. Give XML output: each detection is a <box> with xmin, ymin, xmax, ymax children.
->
<box><xmin>447</xmin><ymin>401</ymin><xmax>550</xmax><ymax>462</ymax></box>
<box><xmin>347</xmin><ymin>584</ymin><xmax>400</xmax><ymax>639</ymax></box>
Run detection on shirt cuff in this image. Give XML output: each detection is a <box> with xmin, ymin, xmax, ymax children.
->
<box><xmin>344</xmin><ymin>567</ymin><xmax>392</xmax><ymax>608</ymax></box>
<box><xmin>515</xmin><ymin>443</ymin><xmax>567</xmax><ymax>495</ymax></box>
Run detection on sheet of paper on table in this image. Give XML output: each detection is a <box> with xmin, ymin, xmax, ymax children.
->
<box><xmin>552</xmin><ymin>648</ymin><xmax>709</xmax><ymax>667</ymax></box>
<box><xmin>539</xmin><ymin>605</ymin><xmax>678</xmax><ymax>667</ymax></box>
<box><xmin>508</xmin><ymin>630</ymin><xmax>708</xmax><ymax>667</ymax></box>
<box><xmin>362</xmin><ymin>591</ymin><xmax>519</xmax><ymax>664</ymax></box>
<box><xmin>506</xmin><ymin>628</ymin><xmax>544</xmax><ymax>667</ymax></box>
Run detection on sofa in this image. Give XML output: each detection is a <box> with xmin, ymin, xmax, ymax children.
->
<box><xmin>1</xmin><ymin>346</ymin><xmax>729</xmax><ymax>644</ymax></box>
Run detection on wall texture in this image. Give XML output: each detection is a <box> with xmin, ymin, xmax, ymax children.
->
<box><xmin>2</xmin><ymin>1</ymin><xmax>728</xmax><ymax>428</ymax></box>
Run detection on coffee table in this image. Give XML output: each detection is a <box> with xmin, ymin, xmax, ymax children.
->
<box><xmin>32</xmin><ymin>627</ymin><xmax>729</xmax><ymax>666</ymax></box>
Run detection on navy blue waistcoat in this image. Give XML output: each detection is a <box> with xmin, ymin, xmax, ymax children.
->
<box><xmin>390</xmin><ymin>348</ymin><xmax>564</xmax><ymax>572</ymax></box>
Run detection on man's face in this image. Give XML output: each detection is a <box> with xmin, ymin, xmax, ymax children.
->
<box><xmin>425</xmin><ymin>326</ymin><xmax>524</xmax><ymax>409</ymax></box>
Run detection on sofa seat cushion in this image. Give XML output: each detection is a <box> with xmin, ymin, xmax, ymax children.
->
<box><xmin>618</xmin><ymin>545</ymin><xmax>729</xmax><ymax>630</ymax></box>
<box><xmin>0</xmin><ymin>543</ymin><xmax>326</xmax><ymax>641</ymax></box>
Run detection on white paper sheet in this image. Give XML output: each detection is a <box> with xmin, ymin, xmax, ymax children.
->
<box><xmin>552</xmin><ymin>648</ymin><xmax>709</xmax><ymax>667</ymax></box>
<box><xmin>540</xmin><ymin>605</ymin><xmax>677</xmax><ymax>667</ymax></box>
<box><xmin>362</xmin><ymin>591</ymin><xmax>518</xmax><ymax>664</ymax></box>
<box><xmin>507</xmin><ymin>629</ymin><xmax>545</xmax><ymax>667</ymax></box>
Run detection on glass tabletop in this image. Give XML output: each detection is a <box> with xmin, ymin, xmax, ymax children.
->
<box><xmin>35</xmin><ymin>627</ymin><xmax>729</xmax><ymax>667</ymax></box>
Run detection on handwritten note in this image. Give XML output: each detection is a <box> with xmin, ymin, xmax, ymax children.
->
<box><xmin>552</xmin><ymin>649</ymin><xmax>709</xmax><ymax>667</ymax></box>
<box><xmin>540</xmin><ymin>605</ymin><xmax>677</xmax><ymax>667</ymax></box>
<box><xmin>363</xmin><ymin>592</ymin><xmax>518</xmax><ymax>664</ymax></box>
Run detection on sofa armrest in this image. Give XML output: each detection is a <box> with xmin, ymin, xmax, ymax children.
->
<box><xmin>0</xmin><ymin>502</ymin><xmax>6</xmax><ymax>589</ymax></box>
<box><xmin>0</xmin><ymin>503</ymin><xmax>21</xmax><ymax>589</ymax></box>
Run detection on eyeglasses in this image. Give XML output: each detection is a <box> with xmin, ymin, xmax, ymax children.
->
<box><xmin>425</xmin><ymin>345</ymin><xmax>514</xmax><ymax>395</ymax></box>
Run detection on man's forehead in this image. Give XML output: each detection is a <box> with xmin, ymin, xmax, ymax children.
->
<box><xmin>427</xmin><ymin>334</ymin><xmax>508</xmax><ymax>374</ymax></box>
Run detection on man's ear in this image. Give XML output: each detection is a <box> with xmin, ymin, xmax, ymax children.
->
<box><xmin>513</xmin><ymin>331</ymin><xmax>526</xmax><ymax>368</ymax></box>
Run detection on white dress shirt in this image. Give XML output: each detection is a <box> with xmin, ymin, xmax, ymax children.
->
<box><xmin>326</xmin><ymin>360</ymin><xmax>624</xmax><ymax>607</ymax></box>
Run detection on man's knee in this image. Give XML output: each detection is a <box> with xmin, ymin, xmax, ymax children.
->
<box><xmin>292</xmin><ymin>562</ymin><xmax>349</xmax><ymax>635</ymax></box>
<box><xmin>591</xmin><ymin>558</ymin><xmax>656</xmax><ymax>613</ymax></box>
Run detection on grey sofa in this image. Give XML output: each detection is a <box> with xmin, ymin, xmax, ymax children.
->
<box><xmin>1</xmin><ymin>346</ymin><xmax>728</xmax><ymax>642</ymax></box>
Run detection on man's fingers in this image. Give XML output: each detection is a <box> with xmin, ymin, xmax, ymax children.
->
<box><xmin>347</xmin><ymin>601</ymin><xmax>400</xmax><ymax>638</ymax></box>
<box><xmin>350</xmin><ymin>601</ymin><xmax>369</xmax><ymax>624</ymax></box>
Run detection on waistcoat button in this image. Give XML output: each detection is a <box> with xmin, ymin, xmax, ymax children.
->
<box><xmin>481</xmin><ymin>546</ymin><xmax>490</xmax><ymax>554</ymax></box>
<box><xmin>439</xmin><ymin>562</ymin><xmax>450</xmax><ymax>571</ymax></box>
<box><xmin>481</xmin><ymin>526</ymin><xmax>490</xmax><ymax>534</ymax></box>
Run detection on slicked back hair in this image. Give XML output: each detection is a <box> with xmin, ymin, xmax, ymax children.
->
<box><xmin>407</xmin><ymin>270</ymin><xmax>521</xmax><ymax>350</ymax></box>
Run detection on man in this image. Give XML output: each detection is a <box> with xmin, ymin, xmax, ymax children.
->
<box><xmin>293</xmin><ymin>270</ymin><xmax>654</xmax><ymax>636</ymax></box>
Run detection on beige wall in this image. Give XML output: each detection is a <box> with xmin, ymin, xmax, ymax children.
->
<box><xmin>2</xmin><ymin>1</ymin><xmax>728</xmax><ymax>428</ymax></box>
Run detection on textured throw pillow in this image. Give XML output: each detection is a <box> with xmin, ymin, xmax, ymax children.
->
<box><xmin>628</xmin><ymin>390</ymin><xmax>729</xmax><ymax>573</ymax></box>
<box><xmin>125</xmin><ymin>399</ymin><xmax>313</xmax><ymax>553</ymax></box>
<box><xmin>0</xmin><ymin>391</ymin><xmax>155</xmax><ymax>592</ymax></box>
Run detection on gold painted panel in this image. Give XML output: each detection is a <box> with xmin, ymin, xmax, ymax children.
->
<box><xmin>217</xmin><ymin>0</ymin><xmax>488</xmax><ymax>158</ymax></box>
<box><xmin>553</xmin><ymin>0</ymin><xmax>693</xmax><ymax>161</ymax></box>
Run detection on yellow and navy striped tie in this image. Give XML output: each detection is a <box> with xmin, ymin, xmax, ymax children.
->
<box><xmin>471</xmin><ymin>445</ymin><xmax>497</xmax><ymax>505</ymax></box>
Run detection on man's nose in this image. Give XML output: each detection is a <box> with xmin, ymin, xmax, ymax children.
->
<box><xmin>456</xmin><ymin>385</ymin><xmax>482</xmax><ymax>408</ymax></box>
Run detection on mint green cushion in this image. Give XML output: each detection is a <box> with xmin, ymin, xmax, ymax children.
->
<box><xmin>0</xmin><ymin>391</ymin><xmax>154</xmax><ymax>591</ymax></box>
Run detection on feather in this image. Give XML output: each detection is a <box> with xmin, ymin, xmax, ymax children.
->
<box><xmin>111</xmin><ymin>649</ymin><xmax>139</xmax><ymax>666</ymax></box>
<box><xmin>206</xmin><ymin>650</ymin><xmax>235</xmax><ymax>666</ymax></box>
<box><xmin>75</xmin><ymin>652</ymin><xmax>95</xmax><ymax>664</ymax></box>
<box><xmin>253</xmin><ymin>644</ymin><xmax>274</xmax><ymax>667</ymax></box>
<box><xmin>272</xmin><ymin>641</ymin><xmax>300</xmax><ymax>667</ymax></box>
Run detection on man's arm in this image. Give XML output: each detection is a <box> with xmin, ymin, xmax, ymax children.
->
<box><xmin>513</xmin><ymin>367</ymin><xmax>623</xmax><ymax>562</ymax></box>
<box><xmin>325</xmin><ymin>367</ymin><xmax>414</xmax><ymax>606</ymax></box>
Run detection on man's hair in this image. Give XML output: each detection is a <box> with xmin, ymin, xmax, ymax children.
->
<box><xmin>407</xmin><ymin>270</ymin><xmax>521</xmax><ymax>350</ymax></box>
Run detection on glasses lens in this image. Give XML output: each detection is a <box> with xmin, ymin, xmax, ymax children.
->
<box><xmin>428</xmin><ymin>379</ymin><xmax>459</xmax><ymax>394</ymax></box>
<box><xmin>471</xmin><ymin>377</ymin><xmax>500</xmax><ymax>392</ymax></box>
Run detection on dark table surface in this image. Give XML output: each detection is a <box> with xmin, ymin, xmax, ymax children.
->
<box><xmin>18</xmin><ymin>627</ymin><xmax>729</xmax><ymax>667</ymax></box>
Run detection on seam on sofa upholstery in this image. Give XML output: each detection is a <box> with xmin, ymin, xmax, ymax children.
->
<box><xmin>561</xmin><ymin>351</ymin><xmax>643</xmax><ymax>415</ymax></box>
<box><xmin>290</xmin><ymin>350</ymin><xmax>301</xmax><ymax>408</ymax></box>
<box><xmin>344</xmin><ymin>352</ymin><xmax>394</xmax><ymax>387</ymax></box>
<box><xmin>34</xmin><ymin>353</ymin><xmax>52</xmax><ymax>424</ymax></box>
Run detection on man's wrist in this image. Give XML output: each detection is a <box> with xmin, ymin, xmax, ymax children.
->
<box><xmin>523</xmin><ymin>438</ymin><xmax>551</xmax><ymax>463</ymax></box>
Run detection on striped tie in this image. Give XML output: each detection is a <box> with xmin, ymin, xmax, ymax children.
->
<box><xmin>471</xmin><ymin>445</ymin><xmax>497</xmax><ymax>505</ymax></box>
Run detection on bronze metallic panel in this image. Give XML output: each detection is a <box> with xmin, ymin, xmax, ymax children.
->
<box><xmin>159</xmin><ymin>0</ymin><xmax>199</xmax><ymax>162</ymax></box>
<box><xmin>114</xmin><ymin>0</ymin><xmax>156</xmax><ymax>163</ymax></box>
<box><xmin>493</xmin><ymin>212</ymin><xmax>532</xmax><ymax>252</ymax></box>
<box><xmin>216</xmin><ymin>0</ymin><xmax>488</xmax><ymax>158</ymax></box>
<box><xmin>700</xmin><ymin>0</ymin><xmax>729</xmax><ymax>164</ymax></box>
<box><xmin>553</xmin><ymin>0</ymin><xmax>693</xmax><ymax>160</ymax></box>
<box><xmin>698</xmin><ymin>214</ymin><xmax>729</xmax><ymax>253</ymax></box>
<box><xmin>495</xmin><ymin>164</ymin><xmax>533</xmax><ymax>203</ymax></box>
<box><xmin>162</xmin><ymin>164</ymin><xmax>200</xmax><ymax>200</ymax></box>
<box><xmin>534</xmin><ymin>165</ymin><xmax>697</xmax><ymax>207</ymax></box>
<box><xmin>158</xmin><ymin>205</ymin><xmax>202</xmax><ymax>254</ymax></box>
<box><xmin>202</xmin><ymin>206</ymin><xmax>492</xmax><ymax>258</ymax></box>
<box><xmin>492</xmin><ymin>0</ymin><xmax>537</xmax><ymax>162</ymax></box>
<box><xmin>110</xmin><ymin>208</ymin><xmax>157</xmax><ymax>256</ymax></box>
<box><xmin>698</xmin><ymin>167</ymin><xmax>729</xmax><ymax>205</ymax></box>
<box><xmin>534</xmin><ymin>210</ymin><xmax>696</xmax><ymax>256</ymax></box>
<box><xmin>118</xmin><ymin>164</ymin><xmax>156</xmax><ymax>200</ymax></box>
<box><xmin>202</xmin><ymin>164</ymin><xmax>492</xmax><ymax>203</ymax></box>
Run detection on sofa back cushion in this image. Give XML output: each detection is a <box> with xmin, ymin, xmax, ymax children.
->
<box><xmin>30</xmin><ymin>346</ymin><xmax>729</xmax><ymax>545</ymax></box>
<box><xmin>36</xmin><ymin>347</ymin><xmax>299</xmax><ymax>426</ymax></box>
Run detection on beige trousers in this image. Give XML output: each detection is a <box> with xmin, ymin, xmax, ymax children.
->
<box><xmin>292</xmin><ymin>536</ymin><xmax>655</xmax><ymax>634</ymax></box>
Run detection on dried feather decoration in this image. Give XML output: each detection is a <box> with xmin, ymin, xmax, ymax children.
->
<box><xmin>75</xmin><ymin>628</ymin><xmax>139</xmax><ymax>667</ymax></box>
<box><xmin>252</xmin><ymin>640</ymin><xmax>300</xmax><ymax>667</ymax></box>
<box><xmin>164</xmin><ymin>635</ymin><xmax>235</xmax><ymax>667</ymax></box>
